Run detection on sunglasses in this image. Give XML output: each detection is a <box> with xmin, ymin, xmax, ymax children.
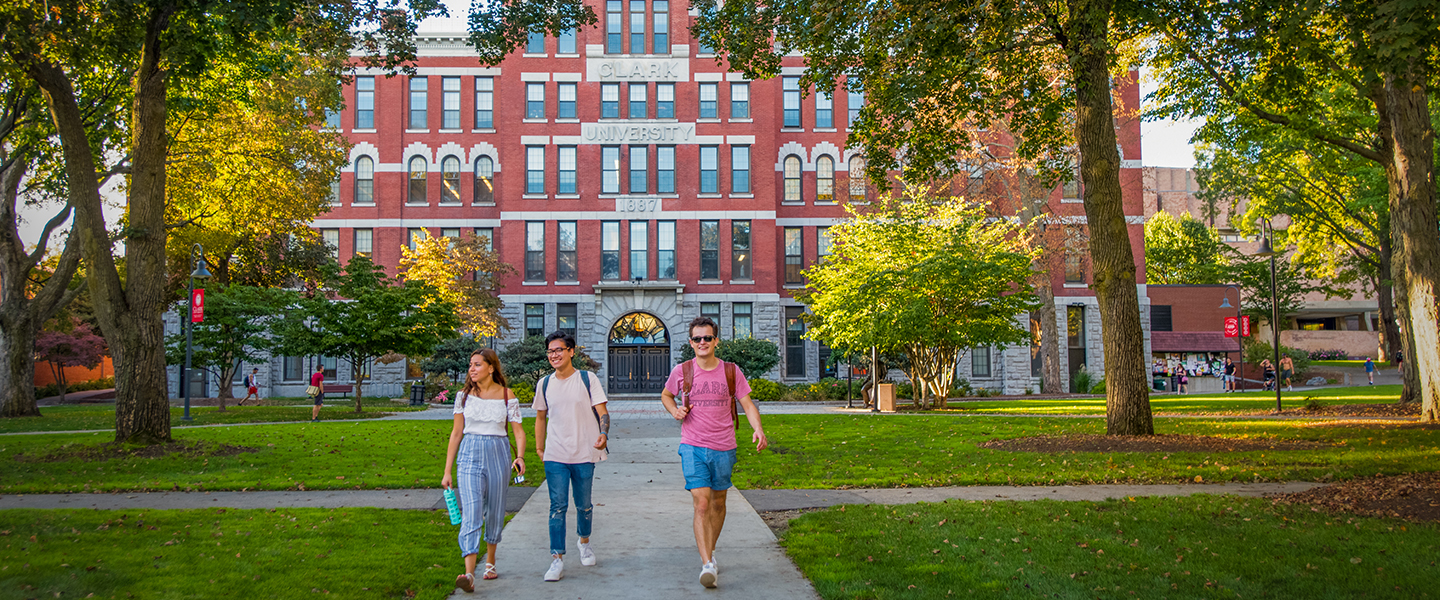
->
<box><xmin>690</xmin><ymin>335</ymin><xmax>716</xmax><ymax>343</ymax></box>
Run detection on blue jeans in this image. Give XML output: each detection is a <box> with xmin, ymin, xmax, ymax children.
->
<box><xmin>543</xmin><ymin>461</ymin><xmax>595</xmax><ymax>556</ymax></box>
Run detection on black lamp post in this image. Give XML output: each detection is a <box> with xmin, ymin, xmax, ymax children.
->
<box><xmin>182</xmin><ymin>243</ymin><xmax>212</xmax><ymax>421</ymax></box>
<box><xmin>1253</xmin><ymin>215</ymin><xmax>1290</xmax><ymax>413</ymax></box>
<box><xmin>1219</xmin><ymin>286</ymin><xmax>1243</xmax><ymax>392</ymax></box>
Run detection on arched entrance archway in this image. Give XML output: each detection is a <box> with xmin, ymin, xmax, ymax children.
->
<box><xmin>607</xmin><ymin>312</ymin><xmax>670</xmax><ymax>394</ymax></box>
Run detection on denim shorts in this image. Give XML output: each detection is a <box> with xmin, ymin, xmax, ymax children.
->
<box><xmin>678</xmin><ymin>443</ymin><xmax>737</xmax><ymax>491</ymax></box>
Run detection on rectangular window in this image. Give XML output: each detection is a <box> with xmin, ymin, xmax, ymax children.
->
<box><xmin>407</xmin><ymin>228</ymin><xmax>426</xmax><ymax>252</ymax></box>
<box><xmin>733</xmin><ymin>302</ymin><xmax>752</xmax><ymax>339</ymax></box>
<box><xmin>283</xmin><ymin>356</ymin><xmax>304</xmax><ymax>381</ymax></box>
<box><xmin>628</xmin><ymin>83</ymin><xmax>647</xmax><ymax>119</ymax></box>
<box><xmin>629</xmin><ymin>146</ymin><xmax>648</xmax><ymax>193</ymax></box>
<box><xmin>606</xmin><ymin>0</ymin><xmax>623</xmax><ymax>53</ymax></box>
<box><xmin>602</xmin><ymin>146</ymin><xmax>621</xmax><ymax>194</ymax></box>
<box><xmin>697</xmin><ymin>37</ymin><xmax>713</xmax><ymax>54</ymax></box>
<box><xmin>730</xmin><ymin>82</ymin><xmax>749</xmax><ymax>118</ymax></box>
<box><xmin>441</xmin><ymin>228</ymin><xmax>461</xmax><ymax>241</ymax></box>
<box><xmin>526</xmin><ymin>146</ymin><xmax>545</xmax><ymax>194</ymax></box>
<box><xmin>526</xmin><ymin>32</ymin><xmax>545</xmax><ymax>54</ymax></box>
<box><xmin>321</xmin><ymin>229</ymin><xmax>339</xmax><ymax>259</ymax></box>
<box><xmin>1064</xmin><ymin>225</ymin><xmax>1087</xmax><ymax>283</ymax></box>
<box><xmin>601</xmin><ymin>83</ymin><xmax>620</xmax><ymax>118</ymax></box>
<box><xmin>442</xmin><ymin>77</ymin><xmax>461</xmax><ymax>129</ymax></box>
<box><xmin>656</xmin><ymin>83</ymin><xmax>675</xmax><ymax>118</ymax></box>
<box><xmin>473</xmin><ymin>228</ymin><xmax>493</xmax><ymax>252</ymax></box>
<box><xmin>653</xmin><ymin>0</ymin><xmax>669</xmax><ymax>51</ymax></box>
<box><xmin>700</xmin><ymin>220</ymin><xmax>719</xmax><ymax>280</ymax></box>
<box><xmin>782</xmin><ymin>77</ymin><xmax>801</xmax><ymax>127</ymax></box>
<box><xmin>847</xmin><ymin>89</ymin><xmax>863</xmax><ymax>126</ymax></box>
<box><xmin>558</xmin><ymin>83</ymin><xmax>577</xmax><ymax>119</ymax></box>
<box><xmin>558</xmin><ymin>146</ymin><xmax>578</xmax><ymax>194</ymax></box>
<box><xmin>972</xmin><ymin>348</ymin><xmax>991</xmax><ymax>377</ymax></box>
<box><xmin>409</xmin><ymin>76</ymin><xmax>427</xmax><ymax>129</ymax></box>
<box><xmin>557</xmin><ymin>221</ymin><xmax>578</xmax><ymax>281</ymax></box>
<box><xmin>557</xmin><ymin>304</ymin><xmax>577</xmax><ymax>337</ymax></box>
<box><xmin>784</xmin><ymin>227</ymin><xmax>803</xmax><ymax>284</ymax></box>
<box><xmin>699</xmin><ymin>146</ymin><xmax>718</xmax><ymax>193</ymax></box>
<box><xmin>1151</xmin><ymin>305</ymin><xmax>1174</xmax><ymax>332</ymax></box>
<box><xmin>475</xmin><ymin>77</ymin><xmax>494</xmax><ymax>128</ymax></box>
<box><xmin>731</xmin><ymin>146</ymin><xmax>750</xmax><ymax>193</ymax></box>
<box><xmin>353</xmin><ymin>229</ymin><xmax>373</xmax><ymax>256</ymax></box>
<box><xmin>324</xmin><ymin>108</ymin><xmax>341</xmax><ymax>128</ymax></box>
<box><xmin>525</xmin><ymin>304</ymin><xmax>545</xmax><ymax>338</ymax></box>
<box><xmin>1068</xmin><ymin>305</ymin><xmax>1087</xmax><ymax>384</ymax></box>
<box><xmin>526</xmin><ymin>83</ymin><xmax>545</xmax><ymax>119</ymax></box>
<box><xmin>356</xmin><ymin>77</ymin><xmax>375</xmax><ymax>129</ymax></box>
<box><xmin>629</xmin><ymin>0</ymin><xmax>646</xmax><ymax>53</ymax></box>
<box><xmin>525</xmin><ymin>222</ymin><xmax>545</xmax><ymax>281</ymax></box>
<box><xmin>657</xmin><ymin>221</ymin><xmax>675</xmax><ymax>279</ymax></box>
<box><xmin>731</xmin><ymin>220</ymin><xmax>751</xmax><ymax>280</ymax></box>
<box><xmin>558</xmin><ymin>29</ymin><xmax>577</xmax><ymax>54</ymax></box>
<box><xmin>630</xmin><ymin>220</ymin><xmax>648</xmax><ymax>280</ymax></box>
<box><xmin>601</xmin><ymin>221</ymin><xmax>621</xmax><ymax>280</ymax></box>
<box><xmin>657</xmin><ymin>146</ymin><xmax>675</xmax><ymax>193</ymax></box>
<box><xmin>699</xmin><ymin>83</ymin><xmax>717</xmax><ymax>119</ymax></box>
<box><xmin>817</xmin><ymin>226</ymin><xmax>833</xmax><ymax>260</ymax></box>
<box><xmin>815</xmin><ymin>92</ymin><xmax>833</xmax><ymax>128</ymax></box>
<box><xmin>786</xmin><ymin>306</ymin><xmax>806</xmax><ymax>377</ymax></box>
<box><xmin>700</xmin><ymin>302</ymin><xmax>721</xmax><ymax>322</ymax></box>
<box><xmin>1030</xmin><ymin>312</ymin><xmax>1043</xmax><ymax>377</ymax></box>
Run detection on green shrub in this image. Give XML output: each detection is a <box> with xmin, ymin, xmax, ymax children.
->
<box><xmin>1089</xmin><ymin>379</ymin><xmax>1106</xmax><ymax>394</ymax></box>
<box><xmin>895</xmin><ymin>381</ymin><xmax>914</xmax><ymax>399</ymax></box>
<box><xmin>749</xmin><ymin>378</ymin><xmax>784</xmax><ymax>401</ymax></box>
<box><xmin>35</xmin><ymin>376</ymin><xmax>116</xmax><ymax>399</ymax></box>
<box><xmin>1070</xmin><ymin>369</ymin><xmax>1095</xmax><ymax>394</ymax></box>
<box><xmin>780</xmin><ymin>383</ymin><xmax>825</xmax><ymax>402</ymax></box>
<box><xmin>510</xmin><ymin>380</ymin><xmax>535</xmax><ymax>403</ymax></box>
<box><xmin>678</xmin><ymin>337</ymin><xmax>781</xmax><ymax>380</ymax></box>
<box><xmin>499</xmin><ymin>335</ymin><xmax>601</xmax><ymax>385</ymax></box>
<box><xmin>1244</xmin><ymin>341</ymin><xmax>1312</xmax><ymax>375</ymax></box>
<box><xmin>951</xmin><ymin>378</ymin><xmax>974</xmax><ymax>398</ymax></box>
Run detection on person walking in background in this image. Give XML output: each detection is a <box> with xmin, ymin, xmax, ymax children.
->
<box><xmin>309</xmin><ymin>365</ymin><xmax>325</xmax><ymax>421</ymax></box>
<box><xmin>1261</xmin><ymin>359</ymin><xmax>1275</xmax><ymax>391</ymax></box>
<box><xmin>1395</xmin><ymin>349</ymin><xmax>1404</xmax><ymax>374</ymax></box>
<box><xmin>660</xmin><ymin>317</ymin><xmax>769</xmax><ymax>589</ymax></box>
<box><xmin>1365</xmin><ymin>357</ymin><xmax>1376</xmax><ymax>384</ymax></box>
<box><xmin>241</xmin><ymin>368</ymin><xmax>261</xmax><ymax>405</ymax></box>
<box><xmin>1223</xmin><ymin>358</ymin><xmax>1237</xmax><ymax>392</ymax></box>
<box><xmin>1178</xmin><ymin>371</ymin><xmax>1189</xmax><ymax>394</ymax></box>
<box><xmin>1279</xmin><ymin>355</ymin><xmax>1295</xmax><ymax>392</ymax></box>
<box><xmin>534</xmin><ymin>331</ymin><xmax>609</xmax><ymax>582</ymax></box>
<box><xmin>442</xmin><ymin>349</ymin><xmax>526</xmax><ymax>593</ymax></box>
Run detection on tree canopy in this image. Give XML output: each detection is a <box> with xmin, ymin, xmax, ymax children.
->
<box><xmin>1143</xmin><ymin>211</ymin><xmax>1229</xmax><ymax>286</ymax></box>
<box><xmin>399</xmin><ymin>232</ymin><xmax>514</xmax><ymax>338</ymax></box>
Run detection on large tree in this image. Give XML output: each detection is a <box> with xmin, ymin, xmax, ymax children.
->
<box><xmin>398</xmin><ymin>232</ymin><xmax>514</xmax><ymax>338</ymax></box>
<box><xmin>0</xmin><ymin>0</ymin><xmax>443</xmax><ymax>443</ymax></box>
<box><xmin>800</xmin><ymin>189</ymin><xmax>1039</xmax><ymax>409</ymax></box>
<box><xmin>1147</xmin><ymin>0</ymin><xmax>1439</xmax><ymax>419</ymax></box>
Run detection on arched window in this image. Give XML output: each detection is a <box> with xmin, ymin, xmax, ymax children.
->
<box><xmin>816</xmin><ymin>155</ymin><xmax>834</xmax><ymax>202</ymax></box>
<box><xmin>474</xmin><ymin>156</ymin><xmax>495</xmax><ymax>204</ymax></box>
<box><xmin>354</xmin><ymin>157</ymin><xmax>374</xmax><ymax>204</ymax></box>
<box><xmin>849</xmin><ymin>155</ymin><xmax>867</xmax><ymax>201</ymax></box>
<box><xmin>441</xmin><ymin>156</ymin><xmax>460</xmax><ymax>203</ymax></box>
<box><xmin>783</xmin><ymin>155</ymin><xmax>802</xmax><ymax>202</ymax></box>
<box><xmin>408</xmin><ymin>156</ymin><xmax>428</xmax><ymax>204</ymax></box>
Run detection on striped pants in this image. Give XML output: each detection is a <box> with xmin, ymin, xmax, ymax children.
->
<box><xmin>457</xmin><ymin>434</ymin><xmax>510</xmax><ymax>556</ymax></box>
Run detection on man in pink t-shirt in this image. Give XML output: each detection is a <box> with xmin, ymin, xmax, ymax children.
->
<box><xmin>660</xmin><ymin>317</ymin><xmax>768</xmax><ymax>589</ymax></box>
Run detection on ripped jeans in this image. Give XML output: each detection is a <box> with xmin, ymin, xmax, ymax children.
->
<box><xmin>543</xmin><ymin>461</ymin><xmax>595</xmax><ymax>556</ymax></box>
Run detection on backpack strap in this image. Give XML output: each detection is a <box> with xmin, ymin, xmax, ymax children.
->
<box><xmin>681</xmin><ymin>359</ymin><xmax>694</xmax><ymax>409</ymax></box>
<box><xmin>540</xmin><ymin>374</ymin><xmax>551</xmax><ymax>406</ymax></box>
<box><xmin>724</xmin><ymin>361</ymin><xmax>740</xmax><ymax>430</ymax></box>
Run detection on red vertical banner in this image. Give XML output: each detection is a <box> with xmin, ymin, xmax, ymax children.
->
<box><xmin>1240</xmin><ymin>315</ymin><xmax>1251</xmax><ymax>337</ymax></box>
<box><xmin>1224</xmin><ymin>316</ymin><xmax>1239</xmax><ymax>337</ymax></box>
<box><xmin>192</xmin><ymin>288</ymin><xmax>205</xmax><ymax>323</ymax></box>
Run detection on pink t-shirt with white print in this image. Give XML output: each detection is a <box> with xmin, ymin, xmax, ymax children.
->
<box><xmin>664</xmin><ymin>360</ymin><xmax>751</xmax><ymax>452</ymax></box>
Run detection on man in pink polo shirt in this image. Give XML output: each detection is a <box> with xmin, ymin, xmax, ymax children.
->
<box><xmin>659</xmin><ymin>316</ymin><xmax>768</xmax><ymax>589</ymax></box>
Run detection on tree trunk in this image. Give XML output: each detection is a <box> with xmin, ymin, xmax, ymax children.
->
<box><xmin>1376</xmin><ymin>276</ymin><xmax>1400</xmax><ymax>364</ymax></box>
<box><xmin>214</xmin><ymin>356</ymin><xmax>237</xmax><ymax>410</ymax></box>
<box><xmin>0</xmin><ymin>320</ymin><xmax>40</xmax><ymax>417</ymax></box>
<box><xmin>1383</xmin><ymin>64</ymin><xmax>1439</xmax><ymax>421</ymax></box>
<box><xmin>353</xmin><ymin>357</ymin><xmax>366</xmax><ymax>413</ymax></box>
<box><xmin>1066</xmin><ymin>0</ymin><xmax>1153</xmax><ymax>435</ymax></box>
<box><xmin>1036</xmin><ymin>280</ymin><xmax>1064</xmax><ymax>394</ymax></box>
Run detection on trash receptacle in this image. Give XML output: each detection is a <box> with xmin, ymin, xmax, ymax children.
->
<box><xmin>1153</xmin><ymin>377</ymin><xmax>1167</xmax><ymax>391</ymax></box>
<box><xmin>876</xmin><ymin>383</ymin><xmax>896</xmax><ymax>412</ymax></box>
<box><xmin>410</xmin><ymin>383</ymin><xmax>426</xmax><ymax>406</ymax></box>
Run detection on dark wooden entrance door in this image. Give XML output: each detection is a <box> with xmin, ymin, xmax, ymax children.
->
<box><xmin>607</xmin><ymin>345</ymin><xmax>669</xmax><ymax>394</ymax></box>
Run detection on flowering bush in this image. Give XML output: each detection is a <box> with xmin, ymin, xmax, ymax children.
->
<box><xmin>434</xmin><ymin>389</ymin><xmax>451</xmax><ymax>404</ymax></box>
<box><xmin>1308</xmin><ymin>349</ymin><xmax>1350</xmax><ymax>361</ymax></box>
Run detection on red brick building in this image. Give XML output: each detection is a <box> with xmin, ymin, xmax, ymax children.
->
<box><xmin>299</xmin><ymin>7</ymin><xmax>1150</xmax><ymax>397</ymax></box>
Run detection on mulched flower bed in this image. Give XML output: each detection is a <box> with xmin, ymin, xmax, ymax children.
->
<box><xmin>13</xmin><ymin>440</ymin><xmax>258</xmax><ymax>463</ymax></box>
<box><xmin>1269</xmin><ymin>472</ymin><xmax>1440</xmax><ymax>522</ymax></box>
<box><xmin>978</xmin><ymin>433</ymin><xmax>1332</xmax><ymax>453</ymax></box>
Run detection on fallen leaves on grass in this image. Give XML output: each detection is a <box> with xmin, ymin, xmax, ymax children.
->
<box><xmin>1269</xmin><ymin>472</ymin><xmax>1440</xmax><ymax>522</ymax></box>
<box><xmin>13</xmin><ymin>441</ymin><xmax>258</xmax><ymax>463</ymax></box>
<box><xmin>978</xmin><ymin>434</ymin><xmax>1330</xmax><ymax>453</ymax></box>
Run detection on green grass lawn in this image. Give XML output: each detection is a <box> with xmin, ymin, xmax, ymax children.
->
<box><xmin>0</xmin><ymin>508</ymin><xmax>478</xmax><ymax>600</ymax></box>
<box><xmin>0</xmin><ymin>403</ymin><xmax>424</xmax><ymax>434</ymax></box>
<box><xmin>780</xmin><ymin>495</ymin><xmax>1438</xmax><ymax>599</ymax></box>
<box><xmin>945</xmin><ymin>385</ymin><xmax>1403</xmax><ymax>415</ymax></box>
<box><xmin>1313</xmin><ymin>359</ymin><xmax>1392</xmax><ymax>369</ymax></box>
<box><xmin>0</xmin><ymin>419</ymin><xmax>543</xmax><ymax>494</ymax></box>
<box><xmin>731</xmin><ymin>414</ymin><xmax>1440</xmax><ymax>489</ymax></box>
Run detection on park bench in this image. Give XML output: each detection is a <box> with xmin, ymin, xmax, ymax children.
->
<box><xmin>322</xmin><ymin>384</ymin><xmax>353</xmax><ymax>398</ymax></box>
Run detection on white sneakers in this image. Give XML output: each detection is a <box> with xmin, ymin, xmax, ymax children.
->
<box><xmin>699</xmin><ymin>562</ymin><xmax>718</xmax><ymax>588</ymax></box>
<box><xmin>578</xmin><ymin>541</ymin><xmax>597</xmax><ymax>566</ymax></box>
<box><xmin>544</xmin><ymin>557</ymin><xmax>564</xmax><ymax>582</ymax></box>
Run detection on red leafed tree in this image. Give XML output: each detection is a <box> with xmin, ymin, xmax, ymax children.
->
<box><xmin>35</xmin><ymin>317</ymin><xmax>107</xmax><ymax>403</ymax></box>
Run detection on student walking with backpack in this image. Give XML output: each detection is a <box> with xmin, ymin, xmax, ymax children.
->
<box><xmin>659</xmin><ymin>317</ymin><xmax>768</xmax><ymax>589</ymax></box>
<box><xmin>241</xmin><ymin>368</ymin><xmax>261</xmax><ymax>405</ymax></box>
<box><xmin>441</xmin><ymin>348</ymin><xmax>527</xmax><ymax>593</ymax></box>
<box><xmin>534</xmin><ymin>331</ymin><xmax>610</xmax><ymax>582</ymax></box>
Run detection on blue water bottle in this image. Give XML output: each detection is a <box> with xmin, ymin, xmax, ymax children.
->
<box><xmin>443</xmin><ymin>488</ymin><xmax>462</xmax><ymax>525</ymax></box>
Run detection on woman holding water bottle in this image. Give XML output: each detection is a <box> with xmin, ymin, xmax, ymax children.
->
<box><xmin>441</xmin><ymin>348</ymin><xmax>527</xmax><ymax>593</ymax></box>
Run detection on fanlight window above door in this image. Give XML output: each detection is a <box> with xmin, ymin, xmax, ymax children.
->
<box><xmin>609</xmin><ymin>312</ymin><xmax>668</xmax><ymax>345</ymax></box>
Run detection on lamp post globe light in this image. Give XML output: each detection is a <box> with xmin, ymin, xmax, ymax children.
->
<box><xmin>182</xmin><ymin>243</ymin><xmax>212</xmax><ymax>422</ymax></box>
<box><xmin>1220</xmin><ymin>287</ymin><xmax>1243</xmax><ymax>391</ymax></box>
<box><xmin>1253</xmin><ymin>215</ymin><xmax>1289</xmax><ymax>413</ymax></box>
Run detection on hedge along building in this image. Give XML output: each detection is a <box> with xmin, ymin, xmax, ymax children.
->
<box><xmin>289</xmin><ymin>6</ymin><xmax>1150</xmax><ymax>399</ymax></box>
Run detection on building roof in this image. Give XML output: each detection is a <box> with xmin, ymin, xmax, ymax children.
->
<box><xmin>1152</xmin><ymin>331</ymin><xmax>1242</xmax><ymax>353</ymax></box>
